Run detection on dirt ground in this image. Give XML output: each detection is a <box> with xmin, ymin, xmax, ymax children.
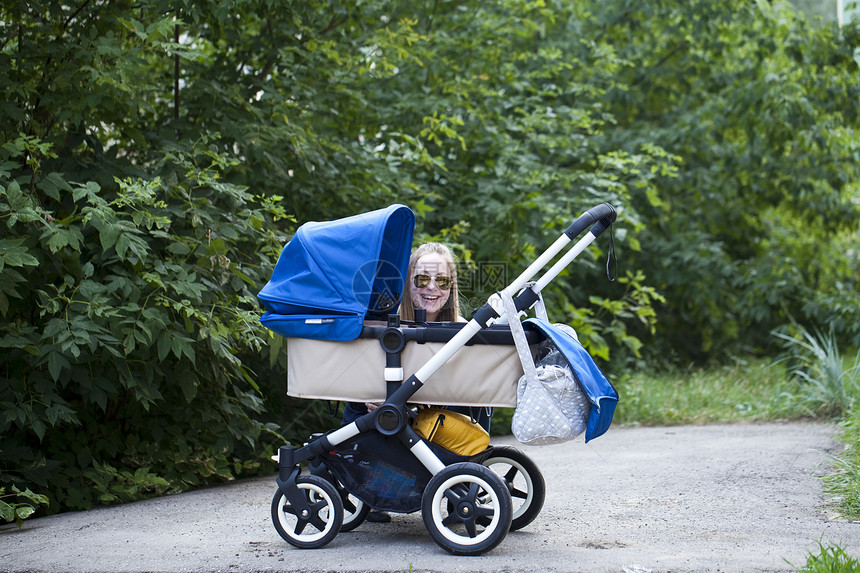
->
<box><xmin>2</xmin><ymin>422</ymin><xmax>859</xmax><ymax>573</ymax></box>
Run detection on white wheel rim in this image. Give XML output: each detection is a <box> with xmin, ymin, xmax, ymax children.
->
<box><xmin>485</xmin><ymin>456</ymin><xmax>534</xmax><ymax>521</ymax></box>
<box><xmin>431</xmin><ymin>474</ymin><xmax>501</xmax><ymax>545</ymax></box>
<box><xmin>343</xmin><ymin>493</ymin><xmax>364</xmax><ymax>525</ymax></box>
<box><xmin>276</xmin><ymin>483</ymin><xmax>336</xmax><ymax>543</ymax></box>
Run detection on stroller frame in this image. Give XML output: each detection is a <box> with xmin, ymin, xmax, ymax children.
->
<box><xmin>269</xmin><ymin>203</ymin><xmax>616</xmax><ymax>555</ymax></box>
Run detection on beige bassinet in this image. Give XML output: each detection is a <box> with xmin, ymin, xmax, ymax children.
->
<box><xmin>286</xmin><ymin>323</ymin><xmax>538</xmax><ymax>407</ymax></box>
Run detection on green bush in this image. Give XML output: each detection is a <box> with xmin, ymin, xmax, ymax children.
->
<box><xmin>0</xmin><ymin>135</ymin><xmax>291</xmax><ymax>513</ymax></box>
<box><xmin>590</xmin><ymin>0</ymin><xmax>860</xmax><ymax>360</ymax></box>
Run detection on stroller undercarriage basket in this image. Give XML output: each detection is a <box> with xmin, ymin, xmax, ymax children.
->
<box><xmin>316</xmin><ymin>432</ymin><xmax>459</xmax><ymax>513</ymax></box>
<box><xmin>259</xmin><ymin>203</ymin><xmax>619</xmax><ymax>555</ymax></box>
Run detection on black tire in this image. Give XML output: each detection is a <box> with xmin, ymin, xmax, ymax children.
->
<box><xmin>308</xmin><ymin>460</ymin><xmax>370</xmax><ymax>532</ymax></box>
<box><xmin>271</xmin><ymin>475</ymin><xmax>343</xmax><ymax>549</ymax></box>
<box><xmin>421</xmin><ymin>462</ymin><xmax>512</xmax><ymax>556</ymax></box>
<box><xmin>481</xmin><ymin>446</ymin><xmax>545</xmax><ymax>530</ymax></box>
<box><xmin>339</xmin><ymin>490</ymin><xmax>371</xmax><ymax>532</ymax></box>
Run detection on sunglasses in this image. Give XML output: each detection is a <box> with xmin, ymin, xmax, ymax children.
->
<box><xmin>413</xmin><ymin>274</ymin><xmax>452</xmax><ymax>290</ymax></box>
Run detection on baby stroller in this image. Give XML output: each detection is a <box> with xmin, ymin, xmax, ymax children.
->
<box><xmin>257</xmin><ymin>203</ymin><xmax>618</xmax><ymax>555</ymax></box>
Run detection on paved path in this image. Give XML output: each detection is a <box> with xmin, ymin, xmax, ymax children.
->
<box><xmin>1</xmin><ymin>423</ymin><xmax>859</xmax><ymax>572</ymax></box>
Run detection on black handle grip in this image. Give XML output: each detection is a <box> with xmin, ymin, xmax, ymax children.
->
<box><xmin>564</xmin><ymin>203</ymin><xmax>617</xmax><ymax>240</ymax></box>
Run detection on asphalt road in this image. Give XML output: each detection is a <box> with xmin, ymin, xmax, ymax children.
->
<box><xmin>2</xmin><ymin>422</ymin><xmax>858</xmax><ymax>573</ymax></box>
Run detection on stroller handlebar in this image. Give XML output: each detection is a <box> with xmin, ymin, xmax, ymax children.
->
<box><xmin>565</xmin><ymin>203</ymin><xmax>616</xmax><ymax>240</ymax></box>
<box><xmin>504</xmin><ymin>202</ymin><xmax>618</xmax><ymax>298</ymax></box>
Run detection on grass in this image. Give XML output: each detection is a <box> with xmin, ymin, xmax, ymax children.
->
<box><xmin>773</xmin><ymin>328</ymin><xmax>860</xmax><ymax>418</ymax></box>
<box><xmin>791</xmin><ymin>541</ymin><xmax>860</xmax><ymax>573</ymax></box>
<box><xmin>823</xmin><ymin>408</ymin><xmax>860</xmax><ymax>520</ymax></box>
<box><xmin>489</xmin><ymin>358</ymin><xmax>808</xmax><ymax>437</ymax></box>
<box><xmin>612</xmin><ymin>358</ymin><xmax>809</xmax><ymax>426</ymax></box>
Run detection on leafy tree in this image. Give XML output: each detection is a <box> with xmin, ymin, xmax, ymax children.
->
<box><xmin>0</xmin><ymin>0</ymin><xmax>661</xmax><ymax>516</ymax></box>
<box><xmin>577</xmin><ymin>0</ymin><xmax>860</xmax><ymax>360</ymax></box>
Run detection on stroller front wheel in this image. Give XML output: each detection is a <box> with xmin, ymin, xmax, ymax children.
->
<box><xmin>271</xmin><ymin>475</ymin><xmax>343</xmax><ymax>549</ymax></box>
<box><xmin>421</xmin><ymin>462</ymin><xmax>512</xmax><ymax>556</ymax></box>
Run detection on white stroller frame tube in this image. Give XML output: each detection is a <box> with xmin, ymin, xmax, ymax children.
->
<box><xmin>409</xmin><ymin>439</ymin><xmax>447</xmax><ymax>474</ymax></box>
<box><xmin>502</xmin><ymin>202</ymin><xmax>616</xmax><ymax>298</ymax></box>
<box><xmin>405</xmin><ymin>213</ymin><xmax>607</xmax><ymax>393</ymax></box>
<box><xmin>412</xmin><ymin>319</ymin><xmax>485</xmax><ymax>383</ymax></box>
<box><xmin>495</xmin><ymin>231</ymin><xmax>598</xmax><ymax>328</ymax></box>
<box><xmin>505</xmin><ymin>234</ymin><xmax>572</xmax><ymax>296</ymax></box>
<box><xmin>533</xmin><ymin>231</ymin><xmax>597</xmax><ymax>293</ymax></box>
<box><xmin>326</xmin><ymin>421</ymin><xmax>361</xmax><ymax>445</ymax></box>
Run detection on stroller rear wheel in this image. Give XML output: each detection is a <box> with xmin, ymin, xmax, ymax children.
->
<box><xmin>340</xmin><ymin>491</ymin><xmax>371</xmax><ymax>532</ymax></box>
<box><xmin>271</xmin><ymin>475</ymin><xmax>343</xmax><ymax>549</ymax></box>
<box><xmin>421</xmin><ymin>462</ymin><xmax>512</xmax><ymax>556</ymax></box>
<box><xmin>481</xmin><ymin>446</ymin><xmax>545</xmax><ymax>530</ymax></box>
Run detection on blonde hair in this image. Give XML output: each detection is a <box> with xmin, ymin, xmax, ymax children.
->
<box><xmin>400</xmin><ymin>242</ymin><xmax>461</xmax><ymax>322</ymax></box>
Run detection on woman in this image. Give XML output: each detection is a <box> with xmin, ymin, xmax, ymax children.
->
<box><xmin>400</xmin><ymin>242</ymin><xmax>462</xmax><ymax>322</ymax></box>
<box><xmin>403</xmin><ymin>245</ymin><xmax>491</xmax><ymax>431</ymax></box>
<box><xmin>342</xmin><ymin>242</ymin><xmax>488</xmax><ymax>522</ymax></box>
<box><xmin>342</xmin><ymin>242</ymin><xmax>464</xmax><ymax>425</ymax></box>
<box><xmin>351</xmin><ymin>242</ymin><xmax>489</xmax><ymax>421</ymax></box>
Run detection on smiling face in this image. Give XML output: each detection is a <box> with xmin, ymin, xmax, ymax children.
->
<box><xmin>409</xmin><ymin>252</ymin><xmax>451</xmax><ymax>322</ymax></box>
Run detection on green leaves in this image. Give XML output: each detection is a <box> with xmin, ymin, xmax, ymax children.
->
<box><xmin>0</xmin><ymin>486</ymin><xmax>50</xmax><ymax>528</ymax></box>
<box><xmin>0</xmin><ymin>238</ymin><xmax>38</xmax><ymax>272</ymax></box>
<box><xmin>582</xmin><ymin>0</ymin><xmax>860</xmax><ymax>359</ymax></box>
<box><xmin>0</xmin><ymin>120</ymin><xmax>290</xmax><ymax>512</ymax></box>
<box><xmin>0</xmin><ymin>235</ymin><xmax>40</xmax><ymax>317</ymax></box>
<box><xmin>83</xmin><ymin>462</ymin><xmax>170</xmax><ymax>504</ymax></box>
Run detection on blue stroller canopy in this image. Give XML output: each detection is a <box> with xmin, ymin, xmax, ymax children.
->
<box><xmin>258</xmin><ymin>205</ymin><xmax>415</xmax><ymax>341</ymax></box>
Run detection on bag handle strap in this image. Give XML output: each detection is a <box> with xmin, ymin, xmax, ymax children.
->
<box><xmin>529</xmin><ymin>281</ymin><xmax>550</xmax><ymax>323</ymax></box>
<box><xmin>500</xmin><ymin>289</ymin><xmax>538</xmax><ymax>383</ymax></box>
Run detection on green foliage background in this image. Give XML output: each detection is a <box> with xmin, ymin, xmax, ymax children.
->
<box><xmin>1</xmin><ymin>0</ymin><xmax>858</xmax><ymax>515</ymax></box>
